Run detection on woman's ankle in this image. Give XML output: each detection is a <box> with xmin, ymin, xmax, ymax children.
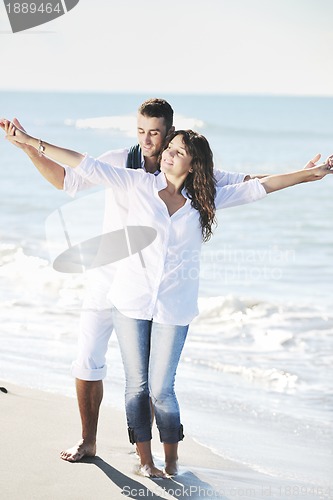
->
<box><xmin>163</xmin><ymin>442</ymin><xmax>179</xmax><ymax>475</ymax></box>
<box><xmin>136</xmin><ymin>440</ymin><xmax>154</xmax><ymax>466</ymax></box>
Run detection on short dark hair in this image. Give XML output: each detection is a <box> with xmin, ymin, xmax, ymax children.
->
<box><xmin>138</xmin><ymin>98</ymin><xmax>174</xmax><ymax>132</ymax></box>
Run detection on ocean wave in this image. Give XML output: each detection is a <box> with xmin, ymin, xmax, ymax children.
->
<box><xmin>64</xmin><ymin>113</ymin><xmax>205</xmax><ymax>136</ymax></box>
<box><xmin>0</xmin><ymin>245</ymin><xmax>84</xmax><ymax>308</ymax></box>
<box><xmin>194</xmin><ymin>295</ymin><xmax>333</xmax><ymax>341</ymax></box>
<box><xmin>183</xmin><ymin>356</ymin><xmax>298</xmax><ymax>391</ymax></box>
<box><xmin>191</xmin><ymin>295</ymin><xmax>297</xmax><ymax>351</ymax></box>
<box><xmin>63</xmin><ymin>114</ymin><xmax>331</xmax><ymax>140</ymax></box>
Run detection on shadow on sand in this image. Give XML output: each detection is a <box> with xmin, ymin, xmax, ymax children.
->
<box><xmin>81</xmin><ymin>456</ymin><xmax>225</xmax><ymax>499</ymax></box>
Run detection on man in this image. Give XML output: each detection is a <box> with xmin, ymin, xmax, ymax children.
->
<box><xmin>5</xmin><ymin>98</ymin><xmax>254</xmax><ymax>462</ymax></box>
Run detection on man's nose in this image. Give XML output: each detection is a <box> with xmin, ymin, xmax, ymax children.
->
<box><xmin>143</xmin><ymin>134</ymin><xmax>151</xmax><ymax>144</ymax></box>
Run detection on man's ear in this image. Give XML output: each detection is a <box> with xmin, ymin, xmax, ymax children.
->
<box><xmin>168</xmin><ymin>126</ymin><xmax>175</xmax><ymax>134</ymax></box>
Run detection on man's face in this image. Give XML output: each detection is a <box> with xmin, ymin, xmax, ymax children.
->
<box><xmin>137</xmin><ymin>113</ymin><xmax>169</xmax><ymax>159</ymax></box>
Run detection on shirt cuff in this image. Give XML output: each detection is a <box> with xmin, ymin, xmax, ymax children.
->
<box><xmin>63</xmin><ymin>166</ymin><xmax>78</xmax><ymax>197</ymax></box>
<box><xmin>74</xmin><ymin>153</ymin><xmax>91</xmax><ymax>178</ymax></box>
<box><xmin>251</xmin><ymin>178</ymin><xmax>268</xmax><ymax>200</ymax></box>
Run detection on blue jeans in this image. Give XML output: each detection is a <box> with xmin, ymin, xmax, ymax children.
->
<box><xmin>112</xmin><ymin>308</ymin><xmax>188</xmax><ymax>444</ymax></box>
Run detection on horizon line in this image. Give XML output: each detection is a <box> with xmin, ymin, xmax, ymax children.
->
<box><xmin>1</xmin><ymin>89</ymin><xmax>333</xmax><ymax>99</ymax></box>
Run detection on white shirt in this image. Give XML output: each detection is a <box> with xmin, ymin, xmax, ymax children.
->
<box><xmin>63</xmin><ymin>148</ymin><xmax>246</xmax><ymax>196</ymax></box>
<box><xmin>63</xmin><ymin>149</ymin><xmax>247</xmax><ymax>311</ymax></box>
<box><xmin>75</xmin><ymin>155</ymin><xmax>267</xmax><ymax>325</ymax></box>
<box><xmin>63</xmin><ymin>148</ymin><xmax>141</xmax><ymax>197</ymax></box>
<box><xmin>63</xmin><ymin>149</ymin><xmax>139</xmax><ymax>309</ymax></box>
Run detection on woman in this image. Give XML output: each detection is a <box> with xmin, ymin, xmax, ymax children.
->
<box><xmin>1</xmin><ymin>119</ymin><xmax>332</xmax><ymax>477</ymax></box>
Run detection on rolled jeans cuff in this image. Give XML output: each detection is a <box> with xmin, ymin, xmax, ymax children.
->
<box><xmin>159</xmin><ymin>424</ymin><xmax>185</xmax><ymax>444</ymax></box>
<box><xmin>128</xmin><ymin>427</ymin><xmax>152</xmax><ymax>444</ymax></box>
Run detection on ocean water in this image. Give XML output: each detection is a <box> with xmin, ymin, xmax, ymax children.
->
<box><xmin>0</xmin><ymin>92</ymin><xmax>332</xmax><ymax>496</ymax></box>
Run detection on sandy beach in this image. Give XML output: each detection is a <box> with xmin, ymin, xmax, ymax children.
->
<box><xmin>1</xmin><ymin>382</ymin><xmax>331</xmax><ymax>500</ymax></box>
<box><xmin>0</xmin><ymin>382</ymin><xmax>242</xmax><ymax>500</ymax></box>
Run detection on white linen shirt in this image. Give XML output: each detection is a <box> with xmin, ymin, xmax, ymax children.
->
<box><xmin>63</xmin><ymin>147</ymin><xmax>246</xmax><ymax>197</ymax></box>
<box><xmin>63</xmin><ymin>149</ymin><xmax>144</xmax><ymax>309</ymax></box>
<box><xmin>63</xmin><ymin>148</ymin><xmax>142</xmax><ymax>197</ymax></box>
<box><xmin>74</xmin><ymin>155</ymin><xmax>267</xmax><ymax>325</ymax></box>
<box><xmin>63</xmin><ymin>148</ymin><xmax>247</xmax><ymax>311</ymax></box>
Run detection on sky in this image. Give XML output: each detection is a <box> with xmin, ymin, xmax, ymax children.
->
<box><xmin>0</xmin><ymin>0</ymin><xmax>332</xmax><ymax>96</ymax></box>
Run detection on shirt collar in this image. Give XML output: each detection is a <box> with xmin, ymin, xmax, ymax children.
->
<box><xmin>155</xmin><ymin>172</ymin><xmax>167</xmax><ymax>191</ymax></box>
<box><xmin>155</xmin><ymin>172</ymin><xmax>191</xmax><ymax>199</ymax></box>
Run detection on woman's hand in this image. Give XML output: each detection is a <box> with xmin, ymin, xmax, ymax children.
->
<box><xmin>0</xmin><ymin>118</ymin><xmax>38</xmax><ymax>156</ymax></box>
<box><xmin>2</xmin><ymin>117</ymin><xmax>83</xmax><ymax>168</ymax></box>
<box><xmin>0</xmin><ymin>118</ymin><xmax>32</xmax><ymax>147</ymax></box>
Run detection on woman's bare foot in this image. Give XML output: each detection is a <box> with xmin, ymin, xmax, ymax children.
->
<box><xmin>136</xmin><ymin>440</ymin><xmax>165</xmax><ymax>477</ymax></box>
<box><xmin>60</xmin><ymin>439</ymin><xmax>96</xmax><ymax>462</ymax></box>
<box><xmin>164</xmin><ymin>460</ymin><xmax>178</xmax><ymax>477</ymax></box>
<box><xmin>138</xmin><ymin>463</ymin><xmax>166</xmax><ymax>478</ymax></box>
<box><xmin>164</xmin><ymin>442</ymin><xmax>179</xmax><ymax>476</ymax></box>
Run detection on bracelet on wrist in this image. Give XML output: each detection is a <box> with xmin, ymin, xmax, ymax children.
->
<box><xmin>38</xmin><ymin>139</ymin><xmax>45</xmax><ymax>157</ymax></box>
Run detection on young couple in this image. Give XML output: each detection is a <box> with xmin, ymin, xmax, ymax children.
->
<box><xmin>1</xmin><ymin>99</ymin><xmax>332</xmax><ymax>478</ymax></box>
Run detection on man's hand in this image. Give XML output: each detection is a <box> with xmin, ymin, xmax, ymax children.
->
<box><xmin>300</xmin><ymin>153</ymin><xmax>333</xmax><ymax>181</ymax></box>
<box><xmin>303</xmin><ymin>153</ymin><xmax>333</xmax><ymax>179</ymax></box>
<box><xmin>303</xmin><ymin>153</ymin><xmax>321</xmax><ymax>169</ymax></box>
<box><xmin>317</xmin><ymin>154</ymin><xmax>333</xmax><ymax>178</ymax></box>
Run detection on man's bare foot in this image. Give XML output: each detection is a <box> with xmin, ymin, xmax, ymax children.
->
<box><xmin>164</xmin><ymin>460</ymin><xmax>178</xmax><ymax>477</ymax></box>
<box><xmin>137</xmin><ymin>463</ymin><xmax>166</xmax><ymax>478</ymax></box>
<box><xmin>60</xmin><ymin>439</ymin><xmax>96</xmax><ymax>462</ymax></box>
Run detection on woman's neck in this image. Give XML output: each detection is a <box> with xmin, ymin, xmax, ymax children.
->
<box><xmin>164</xmin><ymin>173</ymin><xmax>186</xmax><ymax>195</ymax></box>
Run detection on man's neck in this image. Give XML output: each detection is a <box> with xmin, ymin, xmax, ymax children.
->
<box><xmin>144</xmin><ymin>156</ymin><xmax>159</xmax><ymax>174</ymax></box>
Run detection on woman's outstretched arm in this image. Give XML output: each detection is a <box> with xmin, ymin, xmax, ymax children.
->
<box><xmin>0</xmin><ymin>119</ymin><xmax>83</xmax><ymax>168</ymax></box>
<box><xmin>260</xmin><ymin>155</ymin><xmax>333</xmax><ymax>193</ymax></box>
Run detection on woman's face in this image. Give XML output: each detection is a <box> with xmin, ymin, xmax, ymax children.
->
<box><xmin>160</xmin><ymin>134</ymin><xmax>193</xmax><ymax>178</ymax></box>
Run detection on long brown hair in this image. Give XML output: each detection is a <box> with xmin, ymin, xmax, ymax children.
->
<box><xmin>162</xmin><ymin>130</ymin><xmax>217</xmax><ymax>242</ymax></box>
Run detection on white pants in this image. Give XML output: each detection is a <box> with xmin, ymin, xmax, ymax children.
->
<box><xmin>71</xmin><ymin>268</ymin><xmax>114</xmax><ymax>381</ymax></box>
<box><xmin>71</xmin><ymin>308</ymin><xmax>113</xmax><ymax>381</ymax></box>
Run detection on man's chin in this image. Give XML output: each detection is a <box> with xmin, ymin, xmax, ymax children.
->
<box><xmin>142</xmin><ymin>148</ymin><xmax>156</xmax><ymax>157</ymax></box>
